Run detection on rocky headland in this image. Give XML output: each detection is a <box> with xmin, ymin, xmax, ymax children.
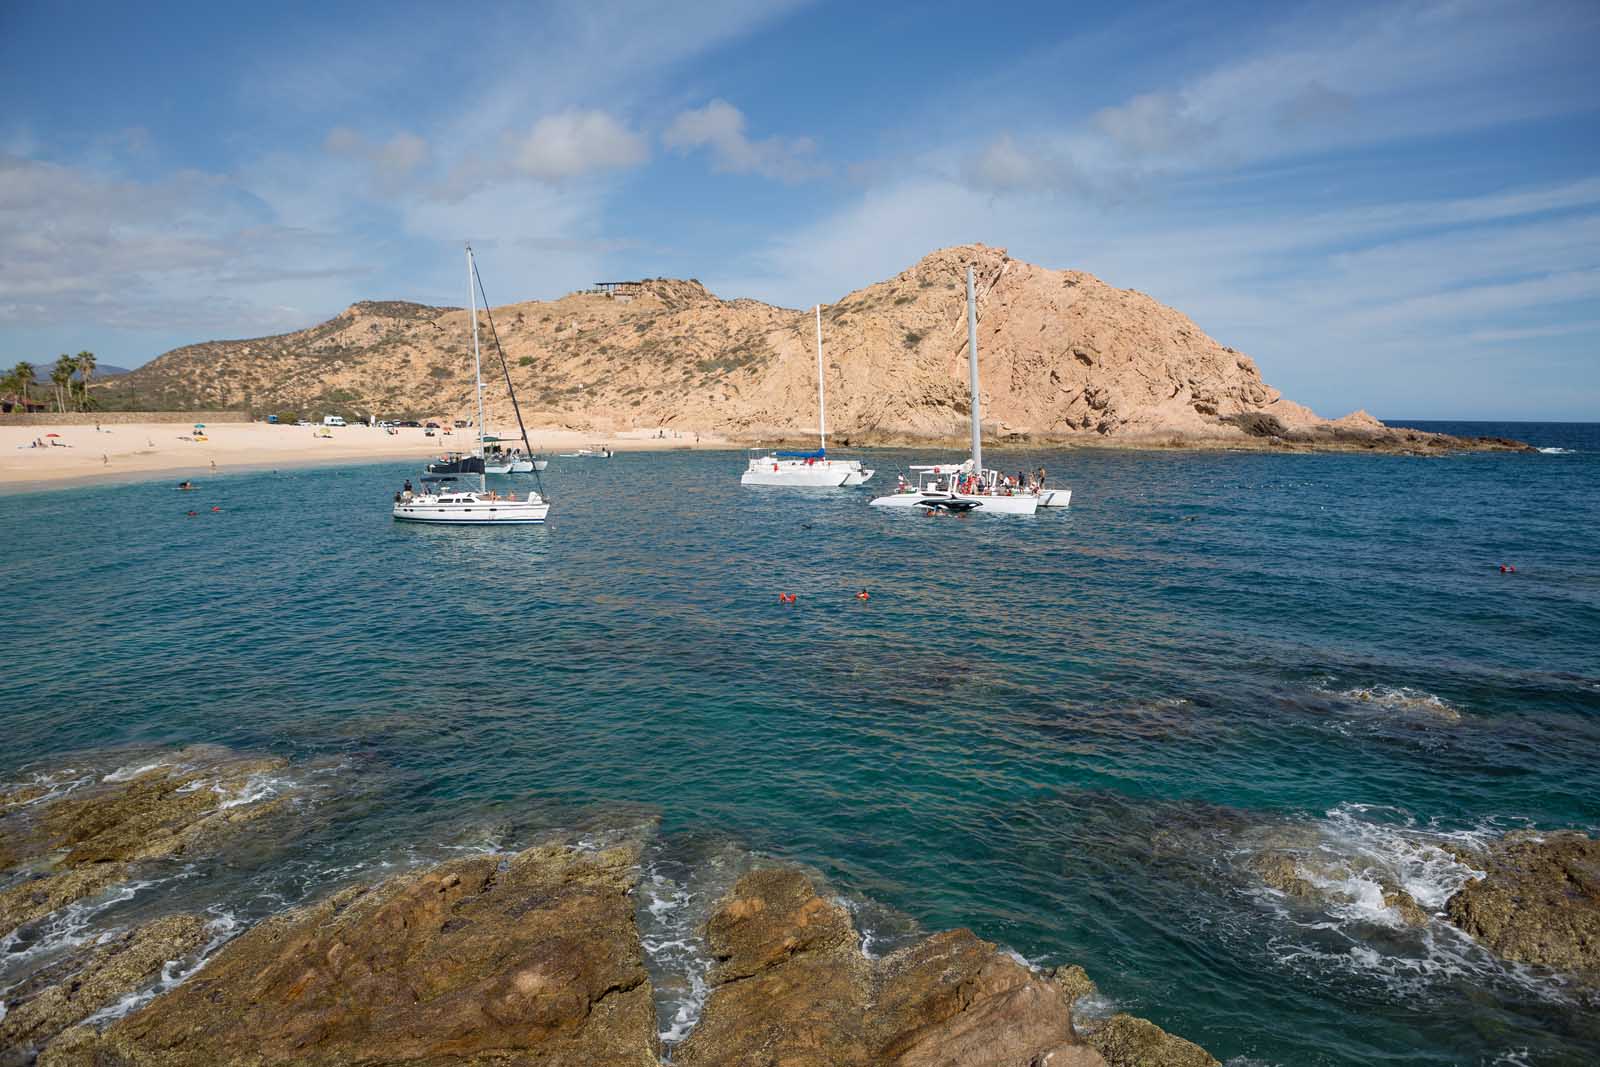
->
<box><xmin>102</xmin><ymin>245</ymin><xmax>1531</xmax><ymax>456</ymax></box>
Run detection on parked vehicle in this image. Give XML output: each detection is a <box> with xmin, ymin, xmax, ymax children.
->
<box><xmin>322</xmin><ymin>415</ymin><xmax>347</xmax><ymax>427</ymax></box>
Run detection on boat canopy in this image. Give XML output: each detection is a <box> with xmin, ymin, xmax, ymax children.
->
<box><xmin>775</xmin><ymin>449</ymin><xmax>827</xmax><ymax>459</ymax></box>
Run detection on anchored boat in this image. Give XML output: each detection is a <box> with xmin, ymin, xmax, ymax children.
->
<box><xmin>870</xmin><ymin>266</ymin><xmax>1070</xmax><ymax>514</ymax></box>
<box><xmin>393</xmin><ymin>246</ymin><xmax>550</xmax><ymax>526</ymax></box>
<box><xmin>741</xmin><ymin>305</ymin><xmax>873</xmax><ymax>488</ymax></box>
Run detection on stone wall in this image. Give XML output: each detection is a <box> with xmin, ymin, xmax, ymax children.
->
<box><xmin>0</xmin><ymin>411</ymin><xmax>250</xmax><ymax>427</ymax></box>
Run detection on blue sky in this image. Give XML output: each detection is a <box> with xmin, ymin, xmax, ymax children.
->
<box><xmin>2</xmin><ymin>0</ymin><xmax>1596</xmax><ymax>419</ymax></box>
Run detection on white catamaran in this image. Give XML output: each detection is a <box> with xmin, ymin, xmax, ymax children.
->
<box><xmin>741</xmin><ymin>304</ymin><xmax>874</xmax><ymax>488</ymax></box>
<box><xmin>393</xmin><ymin>245</ymin><xmax>550</xmax><ymax>525</ymax></box>
<box><xmin>870</xmin><ymin>266</ymin><xmax>1070</xmax><ymax>514</ymax></box>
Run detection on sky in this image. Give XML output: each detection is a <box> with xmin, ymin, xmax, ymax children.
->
<box><xmin>1</xmin><ymin>0</ymin><xmax>1597</xmax><ymax>419</ymax></box>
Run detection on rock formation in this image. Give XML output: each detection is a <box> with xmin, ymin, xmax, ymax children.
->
<box><xmin>42</xmin><ymin>843</ymin><xmax>661</xmax><ymax>1067</ymax></box>
<box><xmin>0</xmin><ymin>750</ymin><xmax>289</xmax><ymax>940</ymax></box>
<box><xmin>672</xmin><ymin>866</ymin><xmax>1214</xmax><ymax>1067</ymax></box>
<box><xmin>102</xmin><ymin>246</ymin><xmax>1530</xmax><ymax>454</ymax></box>
<box><xmin>1444</xmin><ymin>831</ymin><xmax>1600</xmax><ymax>982</ymax></box>
<box><xmin>0</xmin><ymin>914</ymin><xmax>209</xmax><ymax>1065</ymax></box>
<box><xmin>30</xmin><ymin>848</ymin><xmax>1218</xmax><ymax>1067</ymax></box>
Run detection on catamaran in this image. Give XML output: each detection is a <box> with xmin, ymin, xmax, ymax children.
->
<box><xmin>741</xmin><ymin>305</ymin><xmax>874</xmax><ymax>488</ymax></box>
<box><xmin>870</xmin><ymin>267</ymin><xmax>1070</xmax><ymax>514</ymax></box>
<box><xmin>393</xmin><ymin>246</ymin><xmax>550</xmax><ymax>525</ymax></box>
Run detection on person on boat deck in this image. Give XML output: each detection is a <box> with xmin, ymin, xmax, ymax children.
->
<box><xmin>403</xmin><ymin>479</ymin><xmax>413</xmax><ymax>493</ymax></box>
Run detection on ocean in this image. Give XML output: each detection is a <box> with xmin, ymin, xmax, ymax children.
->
<box><xmin>2</xmin><ymin>421</ymin><xmax>1597</xmax><ymax>1065</ymax></box>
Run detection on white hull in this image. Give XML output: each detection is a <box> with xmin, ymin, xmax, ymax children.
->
<box><xmin>484</xmin><ymin>458</ymin><xmax>547</xmax><ymax>474</ymax></box>
<box><xmin>741</xmin><ymin>457</ymin><xmax>874</xmax><ymax>487</ymax></box>
<box><xmin>394</xmin><ymin>493</ymin><xmax>549</xmax><ymax>524</ymax></box>
<box><xmin>1037</xmin><ymin>488</ymin><xmax>1071</xmax><ymax>508</ymax></box>
<box><xmin>869</xmin><ymin>490</ymin><xmax>1039</xmax><ymax>515</ymax></box>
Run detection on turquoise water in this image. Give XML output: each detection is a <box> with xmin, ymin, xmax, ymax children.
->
<box><xmin>2</xmin><ymin>423</ymin><xmax>1598</xmax><ymax>1065</ymax></box>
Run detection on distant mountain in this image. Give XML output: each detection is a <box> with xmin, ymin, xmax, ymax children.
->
<box><xmin>108</xmin><ymin>246</ymin><xmax>1527</xmax><ymax>452</ymax></box>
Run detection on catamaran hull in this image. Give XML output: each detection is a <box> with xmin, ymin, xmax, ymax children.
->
<box><xmin>1037</xmin><ymin>488</ymin><xmax>1071</xmax><ymax>508</ymax></box>
<box><xmin>741</xmin><ymin>461</ymin><xmax>874</xmax><ymax>488</ymax></box>
<box><xmin>869</xmin><ymin>491</ymin><xmax>1039</xmax><ymax>515</ymax></box>
<box><xmin>393</xmin><ymin>502</ymin><xmax>550</xmax><ymax>524</ymax></box>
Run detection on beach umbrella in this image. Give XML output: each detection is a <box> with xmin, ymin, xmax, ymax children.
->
<box><xmin>194</xmin><ymin>423</ymin><xmax>206</xmax><ymax>428</ymax></box>
<box><xmin>44</xmin><ymin>432</ymin><xmax>61</xmax><ymax>437</ymax></box>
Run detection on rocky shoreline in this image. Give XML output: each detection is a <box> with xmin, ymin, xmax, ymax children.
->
<box><xmin>3</xmin><ymin>753</ymin><xmax>1596</xmax><ymax>1065</ymax></box>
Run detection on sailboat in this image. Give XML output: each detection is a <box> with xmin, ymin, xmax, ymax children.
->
<box><xmin>869</xmin><ymin>267</ymin><xmax>1070</xmax><ymax>514</ymax></box>
<box><xmin>741</xmin><ymin>305</ymin><xmax>874</xmax><ymax>487</ymax></box>
<box><xmin>393</xmin><ymin>245</ymin><xmax>550</xmax><ymax>525</ymax></box>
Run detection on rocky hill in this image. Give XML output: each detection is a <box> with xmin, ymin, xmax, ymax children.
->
<box><xmin>104</xmin><ymin>245</ymin><xmax>1526</xmax><ymax>452</ymax></box>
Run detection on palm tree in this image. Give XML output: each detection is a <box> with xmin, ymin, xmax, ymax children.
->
<box><xmin>0</xmin><ymin>366</ymin><xmax>20</xmax><ymax>409</ymax></box>
<box><xmin>51</xmin><ymin>354</ymin><xmax>76</xmax><ymax>413</ymax></box>
<box><xmin>13</xmin><ymin>360</ymin><xmax>37</xmax><ymax>408</ymax></box>
<box><xmin>75</xmin><ymin>351</ymin><xmax>97</xmax><ymax>408</ymax></box>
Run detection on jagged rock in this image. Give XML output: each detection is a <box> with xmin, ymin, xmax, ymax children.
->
<box><xmin>676</xmin><ymin>866</ymin><xmax>1211</xmax><ymax>1067</ymax></box>
<box><xmin>40</xmin><ymin>843</ymin><xmax>659</xmax><ymax>1067</ymax></box>
<box><xmin>1250</xmin><ymin>851</ymin><xmax>1318</xmax><ymax>898</ymax></box>
<box><xmin>0</xmin><ymin>913</ymin><xmax>209</xmax><ymax>1065</ymax></box>
<box><xmin>103</xmin><ymin>244</ymin><xmax>1531</xmax><ymax>454</ymax></box>
<box><xmin>1050</xmin><ymin>964</ymin><xmax>1098</xmax><ymax>1002</ymax></box>
<box><xmin>0</xmin><ymin>754</ymin><xmax>288</xmax><ymax>939</ymax></box>
<box><xmin>1085</xmin><ymin>1014</ymin><xmax>1220</xmax><ymax>1067</ymax></box>
<box><xmin>1445</xmin><ymin>831</ymin><xmax>1600</xmax><ymax>980</ymax></box>
<box><xmin>1250</xmin><ymin>851</ymin><xmax>1429</xmax><ymax>928</ymax></box>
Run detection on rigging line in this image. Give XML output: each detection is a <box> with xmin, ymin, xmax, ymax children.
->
<box><xmin>471</xmin><ymin>258</ymin><xmax>546</xmax><ymax>499</ymax></box>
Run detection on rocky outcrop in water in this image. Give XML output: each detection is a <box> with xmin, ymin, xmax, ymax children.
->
<box><xmin>674</xmin><ymin>866</ymin><xmax>1215</xmax><ymax>1067</ymax></box>
<box><xmin>0</xmin><ymin>751</ymin><xmax>288</xmax><ymax>939</ymax></box>
<box><xmin>29</xmin><ymin>846</ymin><xmax>1218</xmax><ymax>1067</ymax></box>
<box><xmin>43</xmin><ymin>843</ymin><xmax>660</xmax><ymax>1067</ymax></box>
<box><xmin>1444</xmin><ymin>831</ymin><xmax>1600</xmax><ymax>982</ymax></box>
<box><xmin>1250</xmin><ymin>849</ymin><xmax>1430</xmax><ymax>928</ymax></box>
<box><xmin>0</xmin><ymin>914</ymin><xmax>209</xmax><ymax>1066</ymax></box>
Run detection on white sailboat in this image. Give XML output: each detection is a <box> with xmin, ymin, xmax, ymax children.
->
<box><xmin>870</xmin><ymin>267</ymin><xmax>1070</xmax><ymax>514</ymax></box>
<box><xmin>393</xmin><ymin>246</ymin><xmax>550</xmax><ymax>525</ymax></box>
<box><xmin>741</xmin><ymin>305</ymin><xmax>874</xmax><ymax>488</ymax></box>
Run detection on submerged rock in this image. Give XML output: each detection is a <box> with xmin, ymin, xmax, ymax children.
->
<box><xmin>1250</xmin><ymin>849</ymin><xmax>1429</xmax><ymax>928</ymax></box>
<box><xmin>0</xmin><ymin>913</ymin><xmax>209</xmax><ymax>1066</ymax></box>
<box><xmin>0</xmin><ymin>752</ymin><xmax>289</xmax><ymax>939</ymax></box>
<box><xmin>1445</xmin><ymin>831</ymin><xmax>1600</xmax><ymax>981</ymax></box>
<box><xmin>675</xmin><ymin>866</ymin><xmax>1217</xmax><ymax>1067</ymax></box>
<box><xmin>42</xmin><ymin>842</ymin><xmax>659</xmax><ymax>1067</ymax></box>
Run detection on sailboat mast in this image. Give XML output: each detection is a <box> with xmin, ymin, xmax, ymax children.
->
<box><xmin>468</xmin><ymin>244</ymin><xmax>486</xmax><ymax>493</ymax></box>
<box><xmin>815</xmin><ymin>304</ymin><xmax>827</xmax><ymax>454</ymax></box>
<box><xmin>967</xmin><ymin>266</ymin><xmax>983</xmax><ymax>476</ymax></box>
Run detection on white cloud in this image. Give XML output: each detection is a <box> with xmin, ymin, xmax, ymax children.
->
<box><xmin>326</xmin><ymin>127</ymin><xmax>430</xmax><ymax>175</ymax></box>
<box><xmin>663</xmin><ymin>99</ymin><xmax>826</xmax><ymax>182</ymax></box>
<box><xmin>510</xmin><ymin>110</ymin><xmax>649</xmax><ymax>180</ymax></box>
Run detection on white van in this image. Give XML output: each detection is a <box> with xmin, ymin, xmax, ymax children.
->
<box><xmin>322</xmin><ymin>416</ymin><xmax>347</xmax><ymax>427</ymax></box>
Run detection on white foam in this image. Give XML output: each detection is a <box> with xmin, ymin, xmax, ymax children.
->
<box><xmin>3</xmin><ymin>769</ymin><xmax>93</xmax><ymax>808</ymax></box>
<box><xmin>102</xmin><ymin>761</ymin><xmax>165</xmax><ymax>783</ymax></box>
<box><xmin>1537</xmin><ymin>447</ymin><xmax>1574</xmax><ymax>455</ymax></box>
<box><xmin>81</xmin><ymin>908</ymin><xmax>243</xmax><ymax>1027</ymax></box>
<box><xmin>1247</xmin><ymin>806</ymin><xmax>1573</xmax><ymax>1005</ymax></box>
<box><xmin>1331</xmin><ymin>685</ymin><xmax>1461</xmax><ymax>721</ymax></box>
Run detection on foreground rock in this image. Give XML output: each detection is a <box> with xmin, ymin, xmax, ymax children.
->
<box><xmin>1445</xmin><ymin>831</ymin><xmax>1600</xmax><ymax>982</ymax></box>
<box><xmin>0</xmin><ymin>914</ymin><xmax>209</xmax><ymax>1066</ymax></box>
<box><xmin>0</xmin><ymin>752</ymin><xmax>288</xmax><ymax>939</ymax></box>
<box><xmin>42</xmin><ymin>843</ymin><xmax>659</xmax><ymax>1067</ymax></box>
<box><xmin>675</xmin><ymin>866</ymin><xmax>1215</xmax><ymax>1067</ymax></box>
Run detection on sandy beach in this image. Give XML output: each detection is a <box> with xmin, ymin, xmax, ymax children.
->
<box><xmin>0</xmin><ymin>420</ymin><xmax>734</xmax><ymax>493</ymax></box>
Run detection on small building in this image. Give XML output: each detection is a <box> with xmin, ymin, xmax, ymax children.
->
<box><xmin>593</xmin><ymin>281</ymin><xmax>643</xmax><ymax>303</ymax></box>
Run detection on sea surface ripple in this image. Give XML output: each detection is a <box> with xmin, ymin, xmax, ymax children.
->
<box><xmin>2</xmin><ymin>421</ymin><xmax>1597</xmax><ymax>1065</ymax></box>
